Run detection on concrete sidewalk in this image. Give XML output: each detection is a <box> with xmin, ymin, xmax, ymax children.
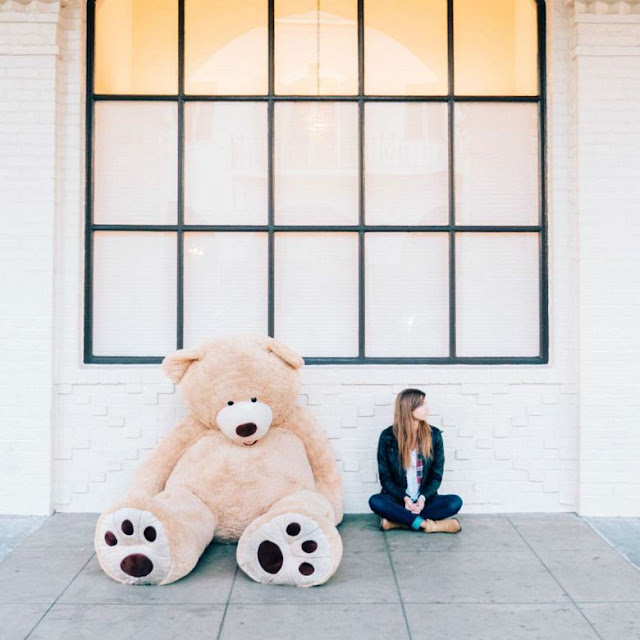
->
<box><xmin>1</xmin><ymin>513</ymin><xmax>639</xmax><ymax>639</ymax></box>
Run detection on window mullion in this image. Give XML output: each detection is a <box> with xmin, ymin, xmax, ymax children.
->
<box><xmin>268</xmin><ymin>0</ymin><xmax>275</xmax><ymax>338</ymax></box>
<box><xmin>177</xmin><ymin>0</ymin><xmax>185</xmax><ymax>350</ymax></box>
<box><xmin>538</xmin><ymin>0</ymin><xmax>549</xmax><ymax>363</ymax></box>
<box><xmin>358</xmin><ymin>0</ymin><xmax>365</xmax><ymax>359</ymax></box>
<box><xmin>447</xmin><ymin>0</ymin><xmax>456</xmax><ymax>359</ymax></box>
<box><xmin>84</xmin><ymin>0</ymin><xmax>96</xmax><ymax>363</ymax></box>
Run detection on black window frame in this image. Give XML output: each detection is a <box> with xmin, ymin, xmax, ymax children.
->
<box><xmin>84</xmin><ymin>0</ymin><xmax>548</xmax><ymax>365</ymax></box>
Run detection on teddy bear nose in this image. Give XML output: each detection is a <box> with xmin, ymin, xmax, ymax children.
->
<box><xmin>236</xmin><ymin>422</ymin><xmax>258</xmax><ymax>437</ymax></box>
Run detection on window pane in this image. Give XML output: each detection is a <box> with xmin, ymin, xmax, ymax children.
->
<box><xmin>185</xmin><ymin>0</ymin><xmax>268</xmax><ymax>95</ymax></box>
<box><xmin>454</xmin><ymin>0</ymin><xmax>538</xmax><ymax>96</ymax></box>
<box><xmin>365</xmin><ymin>103</ymin><xmax>448</xmax><ymax>225</ymax></box>
<box><xmin>275</xmin><ymin>233</ymin><xmax>358</xmax><ymax>357</ymax></box>
<box><xmin>184</xmin><ymin>233</ymin><xmax>268</xmax><ymax>347</ymax></box>
<box><xmin>365</xmin><ymin>0</ymin><xmax>448</xmax><ymax>96</ymax></box>
<box><xmin>93</xmin><ymin>232</ymin><xmax>176</xmax><ymax>356</ymax></box>
<box><xmin>275</xmin><ymin>0</ymin><xmax>357</xmax><ymax>95</ymax></box>
<box><xmin>94</xmin><ymin>0</ymin><xmax>177</xmax><ymax>95</ymax></box>
<box><xmin>94</xmin><ymin>102</ymin><xmax>177</xmax><ymax>225</ymax></box>
<box><xmin>454</xmin><ymin>103</ymin><xmax>539</xmax><ymax>225</ymax></box>
<box><xmin>366</xmin><ymin>233</ymin><xmax>449</xmax><ymax>357</ymax></box>
<box><xmin>275</xmin><ymin>102</ymin><xmax>358</xmax><ymax>225</ymax></box>
<box><xmin>185</xmin><ymin>103</ymin><xmax>268</xmax><ymax>224</ymax></box>
<box><xmin>456</xmin><ymin>233</ymin><xmax>539</xmax><ymax>357</ymax></box>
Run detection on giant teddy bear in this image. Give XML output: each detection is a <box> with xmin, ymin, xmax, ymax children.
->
<box><xmin>94</xmin><ymin>335</ymin><xmax>343</xmax><ymax>587</ymax></box>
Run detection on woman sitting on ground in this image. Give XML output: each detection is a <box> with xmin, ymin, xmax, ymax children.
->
<box><xmin>369</xmin><ymin>388</ymin><xmax>463</xmax><ymax>533</ymax></box>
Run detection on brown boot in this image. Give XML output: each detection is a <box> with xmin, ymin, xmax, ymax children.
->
<box><xmin>420</xmin><ymin>518</ymin><xmax>461</xmax><ymax>533</ymax></box>
<box><xmin>380</xmin><ymin>518</ymin><xmax>407</xmax><ymax>531</ymax></box>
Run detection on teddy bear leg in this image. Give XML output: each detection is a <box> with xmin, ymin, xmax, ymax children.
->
<box><xmin>95</xmin><ymin>485</ymin><xmax>216</xmax><ymax>586</ymax></box>
<box><xmin>237</xmin><ymin>489</ymin><xmax>343</xmax><ymax>587</ymax></box>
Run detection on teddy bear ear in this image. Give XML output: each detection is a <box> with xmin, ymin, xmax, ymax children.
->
<box><xmin>265</xmin><ymin>337</ymin><xmax>304</xmax><ymax>369</ymax></box>
<box><xmin>162</xmin><ymin>348</ymin><xmax>204</xmax><ymax>384</ymax></box>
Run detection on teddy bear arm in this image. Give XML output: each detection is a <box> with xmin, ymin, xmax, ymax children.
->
<box><xmin>282</xmin><ymin>406</ymin><xmax>343</xmax><ymax>524</ymax></box>
<box><xmin>128</xmin><ymin>417</ymin><xmax>206</xmax><ymax>496</ymax></box>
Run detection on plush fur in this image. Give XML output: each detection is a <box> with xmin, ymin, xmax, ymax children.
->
<box><xmin>94</xmin><ymin>335</ymin><xmax>343</xmax><ymax>587</ymax></box>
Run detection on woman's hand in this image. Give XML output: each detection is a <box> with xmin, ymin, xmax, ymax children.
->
<box><xmin>404</xmin><ymin>496</ymin><xmax>425</xmax><ymax>514</ymax></box>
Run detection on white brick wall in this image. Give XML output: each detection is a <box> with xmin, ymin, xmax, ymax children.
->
<box><xmin>568</xmin><ymin>0</ymin><xmax>640</xmax><ymax>515</ymax></box>
<box><xmin>1</xmin><ymin>0</ymin><xmax>638</xmax><ymax>516</ymax></box>
<box><xmin>0</xmin><ymin>0</ymin><xmax>62</xmax><ymax>514</ymax></box>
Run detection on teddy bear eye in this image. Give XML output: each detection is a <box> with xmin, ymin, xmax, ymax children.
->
<box><xmin>251</xmin><ymin>397</ymin><xmax>257</xmax><ymax>403</ymax></box>
<box><xmin>227</xmin><ymin>401</ymin><xmax>234</xmax><ymax>406</ymax></box>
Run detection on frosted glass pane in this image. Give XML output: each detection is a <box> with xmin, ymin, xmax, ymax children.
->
<box><xmin>93</xmin><ymin>232</ymin><xmax>176</xmax><ymax>356</ymax></box>
<box><xmin>184</xmin><ymin>103</ymin><xmax>268</xmax><ymax>224</ymax></box>
<box><xmin>365</xmin><ymin>0</ymin><xmax>448</xmax><ymax>95</ymax></box>
<box><xmin>454</xmin><ymin>0</ymin><xmax>538</xmax><ymax>96</ymax></box>
<box><xmin>95</xmin><ymin>0</ymin><xmax>177</xmax><ymax>95</ymax></box>
<box><xmin>275</xmin><ymin>102</ymin><xmax>358</xmax><ymax>225</ymax></box>
<box><xmin>275</xmin><ymin>233</ymin><xmax>358</xmax><ymax>357</ymax></box>
<box><xmin>365</xmin><ymin>103</ymin><xmax>448</xmax><ymax>225</ymax></box>
<box><xmin>366</xmin><ymin>233</ymin><xmax>449</xmax><ymax>357</ymax></box>
<box><xmin>275</xmin><ymin>0</ymin><xmax>357</xmax><ymax>95</ymax></box>
<box><xmin>456</xmin><ymin>233</ymin><xmax>539</xmax><ymax>357</ymax></box>
<box><xmin>185</xmin><ymin>0</ymin><xmax>268</xmax><ymax>95</ymax></box>
<box><xmin>94</xmin><ymin>102</ymin><xmax>177</xmax><ymax>225</ymax></box>
<box><xmin>455</xmin><ymin>104</ymin><xmax>539</xmax><ymax>226</ymax></box>
<box><xmin>184</xmin><ymin>233</ymin><xmax>268</xmax><ymax>347</ymax></box>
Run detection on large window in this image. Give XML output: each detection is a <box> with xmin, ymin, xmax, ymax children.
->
<box><xmin>85</xmin><ymin>0</ymin><xmax>548</xmax><ymax>364</ymax></box>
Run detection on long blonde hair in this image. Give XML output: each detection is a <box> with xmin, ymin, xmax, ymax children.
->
<box><xmin>393</xmin><ymin>388</ymin><xmax>433</xmax><ymax>469</ymax></box>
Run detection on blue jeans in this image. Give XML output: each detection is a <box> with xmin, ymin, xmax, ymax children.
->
<box><xmin>369</xmin><ymin>492</ymin><xmax>463</xmax><ymax>529</ymax></box>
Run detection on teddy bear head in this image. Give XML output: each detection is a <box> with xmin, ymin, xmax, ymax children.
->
<box><xmin>161</xmin><ymin>334</ymin><xmax>304</xmax><ymax>446</ymax></box>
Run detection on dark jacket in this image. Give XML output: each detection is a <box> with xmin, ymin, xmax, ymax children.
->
<box><xmin>377</xmin><ymin>424</ymin><xmax>445</xmax><ymax>503</ymax></box>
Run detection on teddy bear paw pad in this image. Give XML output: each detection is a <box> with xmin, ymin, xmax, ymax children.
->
<box><xmin>96</xmin><ymin>507</ymin><xmax>171</xmax><ymax>585</ymax></box>
<box><xmin>238</xmin><ymin>512</ymin><xmax>333</xmax><ymax>587</ymax></box>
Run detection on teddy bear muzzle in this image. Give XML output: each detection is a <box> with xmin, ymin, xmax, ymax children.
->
<box><xmin>216</xmin><ymin>400</ymin><xmax>273</xmax><ymax>445</ymax></box>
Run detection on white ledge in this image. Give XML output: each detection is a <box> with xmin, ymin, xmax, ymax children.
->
<box><xmin>0</xmin><ymin>0</ymin><xmax>61</xmax><ymax>21</ymax></box>
<box><xmin>0</xmin><ymin>0</ymin><xmax>59</xmax><ymax>7</ymax></box>
<box><xmin>565</xmin><ymin>0</ymin><xmax>640</xmax><ymax>14</ymax></box>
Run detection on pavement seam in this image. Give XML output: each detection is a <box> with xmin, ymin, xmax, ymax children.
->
<box><xmin>382</xmin><ymin>530</ymin><xmax>413</xmax><ymax>640</ymax></box>
<box><xmin>506</xmin><ymin>515</ymin><xmax>605</xmax><ymax>640</ymax></box>
<box><xmin>24</xmin><ymin>551</ymin><xmax>96</xmax><ymax>640</ymax></box>
<box><xmin>215</xmin><ymin>560</ymin><xmax>239</xmax><ymax>640</ymax></box>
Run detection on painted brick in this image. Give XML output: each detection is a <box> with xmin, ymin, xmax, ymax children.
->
<box><xmin>1</xmin><ymin>0</ymin><xmax>637</xmax><ymax>518</ymax></box>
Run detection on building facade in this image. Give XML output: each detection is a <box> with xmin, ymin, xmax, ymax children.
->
<box><xmin>1</xmin><ymin>0</ymin><xmax>639</xmax><ymax>516</ymax></box>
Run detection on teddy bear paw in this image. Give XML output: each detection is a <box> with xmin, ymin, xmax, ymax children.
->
<box><xmin>237</xmin><ymin>512</ymin><xmax>336</xmax><ymax>587</ymax></box>
<box><xmin>96</xmin><ymin>507</ymin><xmax>171</xmax><ymax>585</ymax></box>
